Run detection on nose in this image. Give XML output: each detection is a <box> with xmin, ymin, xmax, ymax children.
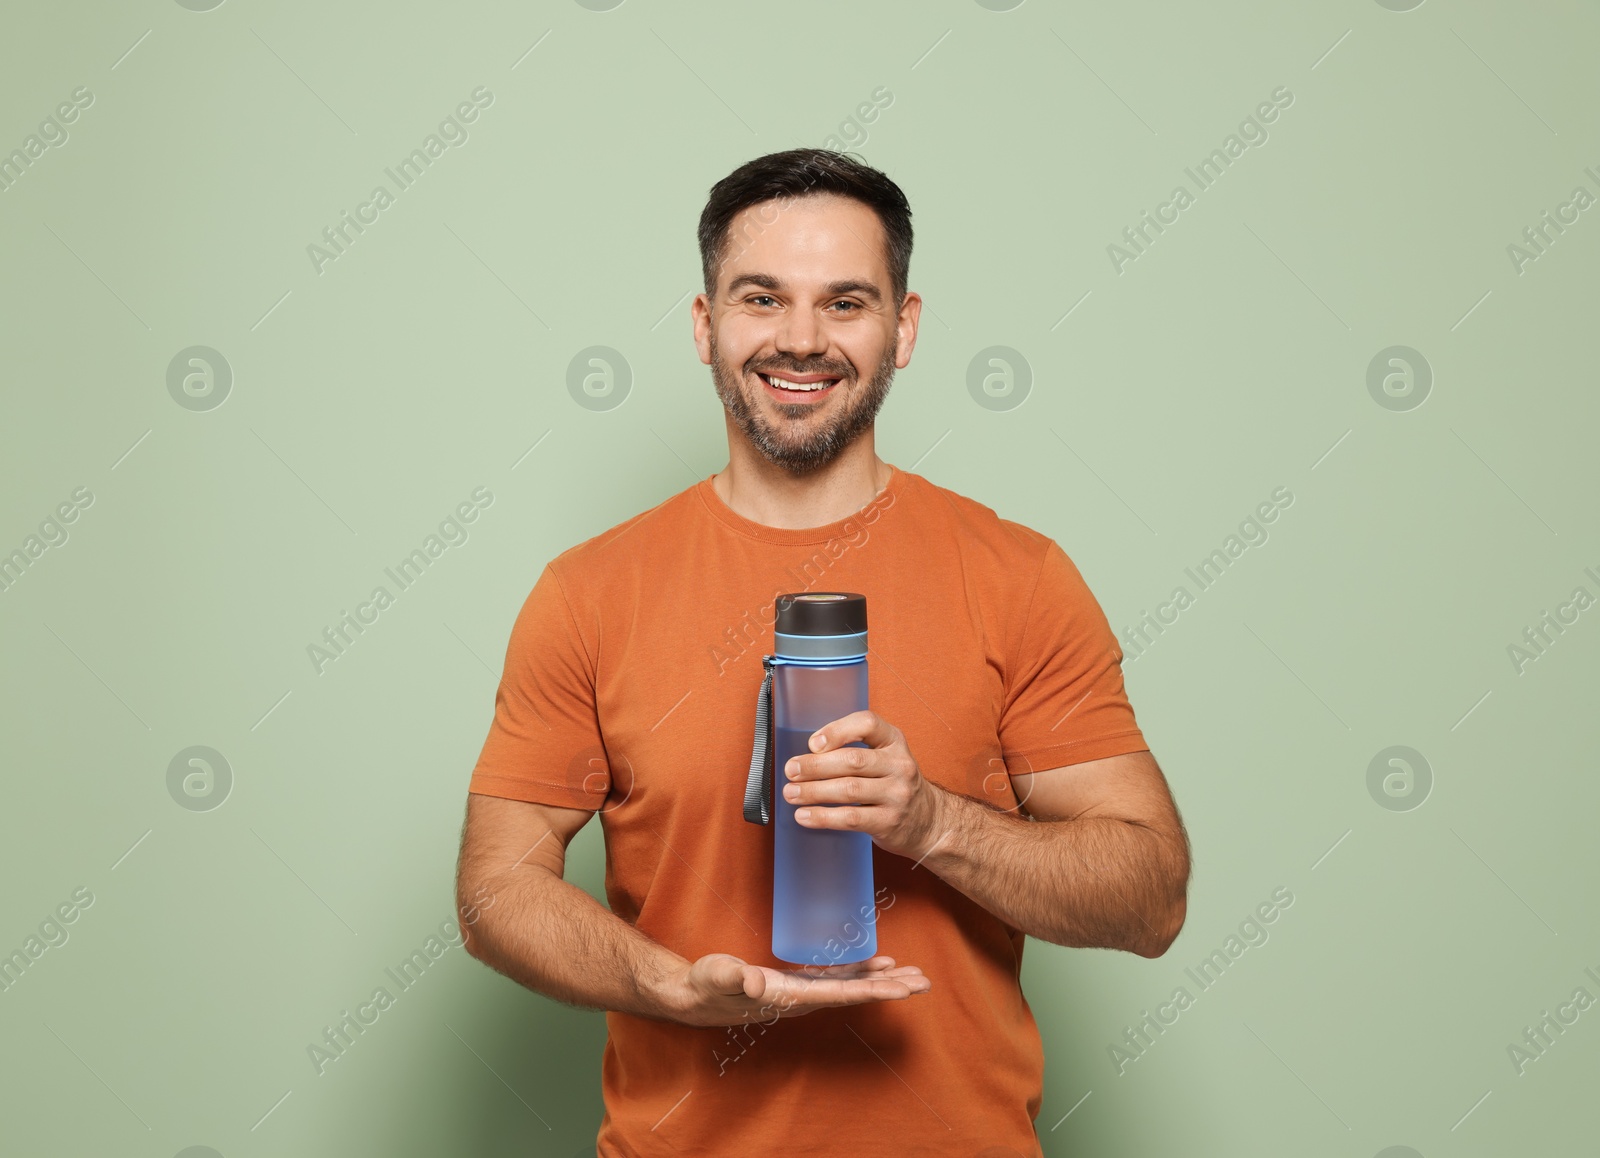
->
<box><xmin>775</xmin><ymin>305</ymin><xmax>824</xmax><ymax>361</ymax></box>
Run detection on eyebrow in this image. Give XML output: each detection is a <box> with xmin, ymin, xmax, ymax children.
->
<box><xmin>726</xmin><ymin>274</ymin><xmax>883</xmax><ymax>305</ymax></box>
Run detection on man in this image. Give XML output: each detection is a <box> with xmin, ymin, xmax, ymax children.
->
<box><xmin>456</xmin><ymin>148</ymin><xmax>1190</xmax><ymax>1157</ymax></box>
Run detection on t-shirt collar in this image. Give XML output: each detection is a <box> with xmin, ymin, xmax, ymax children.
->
<box><xmin>695</xmin><ymin>465</ymin><xmax>905</xmax><ymax>546</ymax></box>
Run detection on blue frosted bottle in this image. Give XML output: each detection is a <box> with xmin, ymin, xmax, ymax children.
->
<box><xmin>743</xmin><ymin>592</ymin><xmax>877</xmax><ymax>967</ymax></box>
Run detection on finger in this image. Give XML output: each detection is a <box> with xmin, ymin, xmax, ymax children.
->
<box><xmin>785</xmin><ymin>745</ymin><xmax>891</xmax><ymax>784</ymax></box>
<box><xmin>791</xmin><ymin>956</ymin><xmax>898</xmax><ymax>980</ymax></box>
<box><xmin>741</xmin><ymin>965</ymin><xmax>768</xmax><ymax>1001</ymax></box>
<box><xmin>794</xmin><ymin>805</ymin><xmax>872</xmax><ymax>831</ymax></box>
<box><xmin>784</xmin><ymin>776</ymin><xmax>886</xmax><ymax>807</ymax></box>
<box><xmin>807</xmin><ymin>710</ymin><xmax>897</xmax><ymax>755</ymax></box>
<box><xmin>882</xmin><ymin>969</ymin><xmax>931</xmax><ymax>992</ymax></box>
<box><xmin>794</xmin><ymin>969</ymin><xmax>930</xmax><ymax>997</ymax></box>
<box><xmin>876</xmin><ymin>965</ymin><xmax>926</xmax><ymax>980</ymax></box>
<box><xmin>704</xmin><ymin>954</ymin><xmax>756</xmax><ymax>997</ymax></box>
<box><xmin>770</xmin><ymin>979</ymin><xmax>906</xmax><ymax>1012</ymax></box>
<box><xmin>790</xmin><ymin>976</ymin><xmax>918</xmax><ymax>1007</ymax></box>
<box><xmin>791</xmin><ymin>954</ymin><xmax>893</xmax><ymax>973</ymax></box>
<box><xmin>785</xmin><ymin>965</ymin><xmax>930</xmax><ymax>997</ymax></box>
<box><xmin>809</xmin><ymin>964</ymin><xmax>928</xmax><ymax>986</ymax></box>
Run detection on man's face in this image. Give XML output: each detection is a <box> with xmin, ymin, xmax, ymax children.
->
<box><xmin>693</xmin><ymin>193</ymin><xmax>920</xmax><ymax>475</ymax></box>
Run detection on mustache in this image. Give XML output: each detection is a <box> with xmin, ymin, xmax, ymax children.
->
<box><xmin>750</xmin><ymin>360</ymin><xmax>854</xmax><ymax>379</ymax></box>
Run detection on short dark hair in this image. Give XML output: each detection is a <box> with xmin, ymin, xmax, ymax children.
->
<box><xmin>697</xmin><ymin>148</ymin><xmax>913</xmax><ymax>305</ymax></box>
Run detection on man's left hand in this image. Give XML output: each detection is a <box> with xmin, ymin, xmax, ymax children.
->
<box><xmin>782</xmin><ymin>711</ymin><xmax>947</xmax><ymax>861</ymax></box>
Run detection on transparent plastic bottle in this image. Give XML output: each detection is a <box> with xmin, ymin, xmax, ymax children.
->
<box><xmin>764</xmin><ymin>593</ymin><xmax>876</xmax><ymax>967</ymax></box>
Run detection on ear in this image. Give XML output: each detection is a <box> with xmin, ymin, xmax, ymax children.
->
<box><xmin>691</xmin><ymin>292</ymin><xmax>713</xmax><ymax>366</ymax></box>
<box><xmin>893</xmin><ymin>291</ymin><xmax>922</xmax><ymax>369</ymax></box>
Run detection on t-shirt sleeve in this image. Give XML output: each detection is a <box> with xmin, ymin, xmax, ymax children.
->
<box><xmin>998</xmin><ymin>539</ymin><xmax>1148</xmax><ymax>774</ymax></box>
<box><xmin>467</xmin><ymin>561</ymin><xmax>611</xmax><ymax>810</ymax></box>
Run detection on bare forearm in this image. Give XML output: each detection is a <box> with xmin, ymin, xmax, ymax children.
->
<box><xmin>461</xmin><ymin>866</ymin><xmax>687</xmax><ymax>1020</ymax></box>
<box><xmin>918</xmin><ymin>788</ymin><xmax>1188</xmax><ymax>956</ymax></box>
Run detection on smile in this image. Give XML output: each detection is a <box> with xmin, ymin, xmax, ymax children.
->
<box><xmin>759</xmin><ymin>372</ymin><xmax>842</xmax><ymax>398</ymax></box>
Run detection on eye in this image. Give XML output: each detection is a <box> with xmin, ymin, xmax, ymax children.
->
<box><xmin>827</xmin><ymin>300</ymin><xmax>860</xmax><ymax>313</ymax></box>
<box><xmin>749</xmin><ymin>294</ymin><xmax>778</xmax><ymax>307</ymax></box>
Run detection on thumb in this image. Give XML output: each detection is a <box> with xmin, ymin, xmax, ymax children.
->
<box><xmin>703</xmin><ymin>953</ymin><xmax>755</xmax><ymax>997</ymax></box>
<box><xmin>741</xmin><ymin>965</ymin><xmax>769</xmax><ymax>1001</ymax></box>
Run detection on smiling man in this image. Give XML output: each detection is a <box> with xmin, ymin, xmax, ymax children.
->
<box><xmin>456</xmin><ymin>149</ymin><xmax>1190</xmax><ymax>1158</ymax></box>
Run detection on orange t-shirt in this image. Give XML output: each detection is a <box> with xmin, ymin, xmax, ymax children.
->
<box><xmin>468</xmin><ymin>465</ymin><xmax>1148</xmax><ymax>1158</ymax></box>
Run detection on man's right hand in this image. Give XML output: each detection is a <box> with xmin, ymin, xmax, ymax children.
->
<box><xmin>657</xmin><ymin>952</ymin><xmax>931</xmax><ymax>1028</ymax></box>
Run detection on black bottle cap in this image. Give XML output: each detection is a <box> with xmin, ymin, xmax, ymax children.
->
<box><xmin>774</xmin><ymin>592</ymin><xmax>867</xmax><ymax>636</ymax></box>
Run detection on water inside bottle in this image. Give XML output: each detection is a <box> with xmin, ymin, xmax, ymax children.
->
<box><xmin>771</xmin><ymin>725</ymin><xmax>879</xmax><ymax>966</ymax></box>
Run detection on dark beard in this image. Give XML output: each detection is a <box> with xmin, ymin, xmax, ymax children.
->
<box><xmin>709</xmin><ymin>332</ymin><xmax>897</xmax><ymax>475</ymax></box>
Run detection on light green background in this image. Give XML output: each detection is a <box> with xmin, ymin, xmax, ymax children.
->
<box><xmin>2</xmin><ymin>1</ymin><xmax>1596</xmax><ymax>1155</ymax></box>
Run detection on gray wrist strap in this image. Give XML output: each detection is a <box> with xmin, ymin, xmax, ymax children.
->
<box><xmin>742</xmin><ymin>656</ymin><xmax>775</xmax><ymax>825</ymax></box>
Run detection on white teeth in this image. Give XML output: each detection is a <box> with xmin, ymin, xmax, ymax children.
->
<box><xmin>763</xmin><ymin>373</ymin><xmax>835</xmax><ymax>391</ymax></box>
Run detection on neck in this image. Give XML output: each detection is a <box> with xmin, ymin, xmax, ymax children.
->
<box><xmin>711</xmin><ymin>423</ymin><xmax>892</xmax><ymax>530</ymax></box>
